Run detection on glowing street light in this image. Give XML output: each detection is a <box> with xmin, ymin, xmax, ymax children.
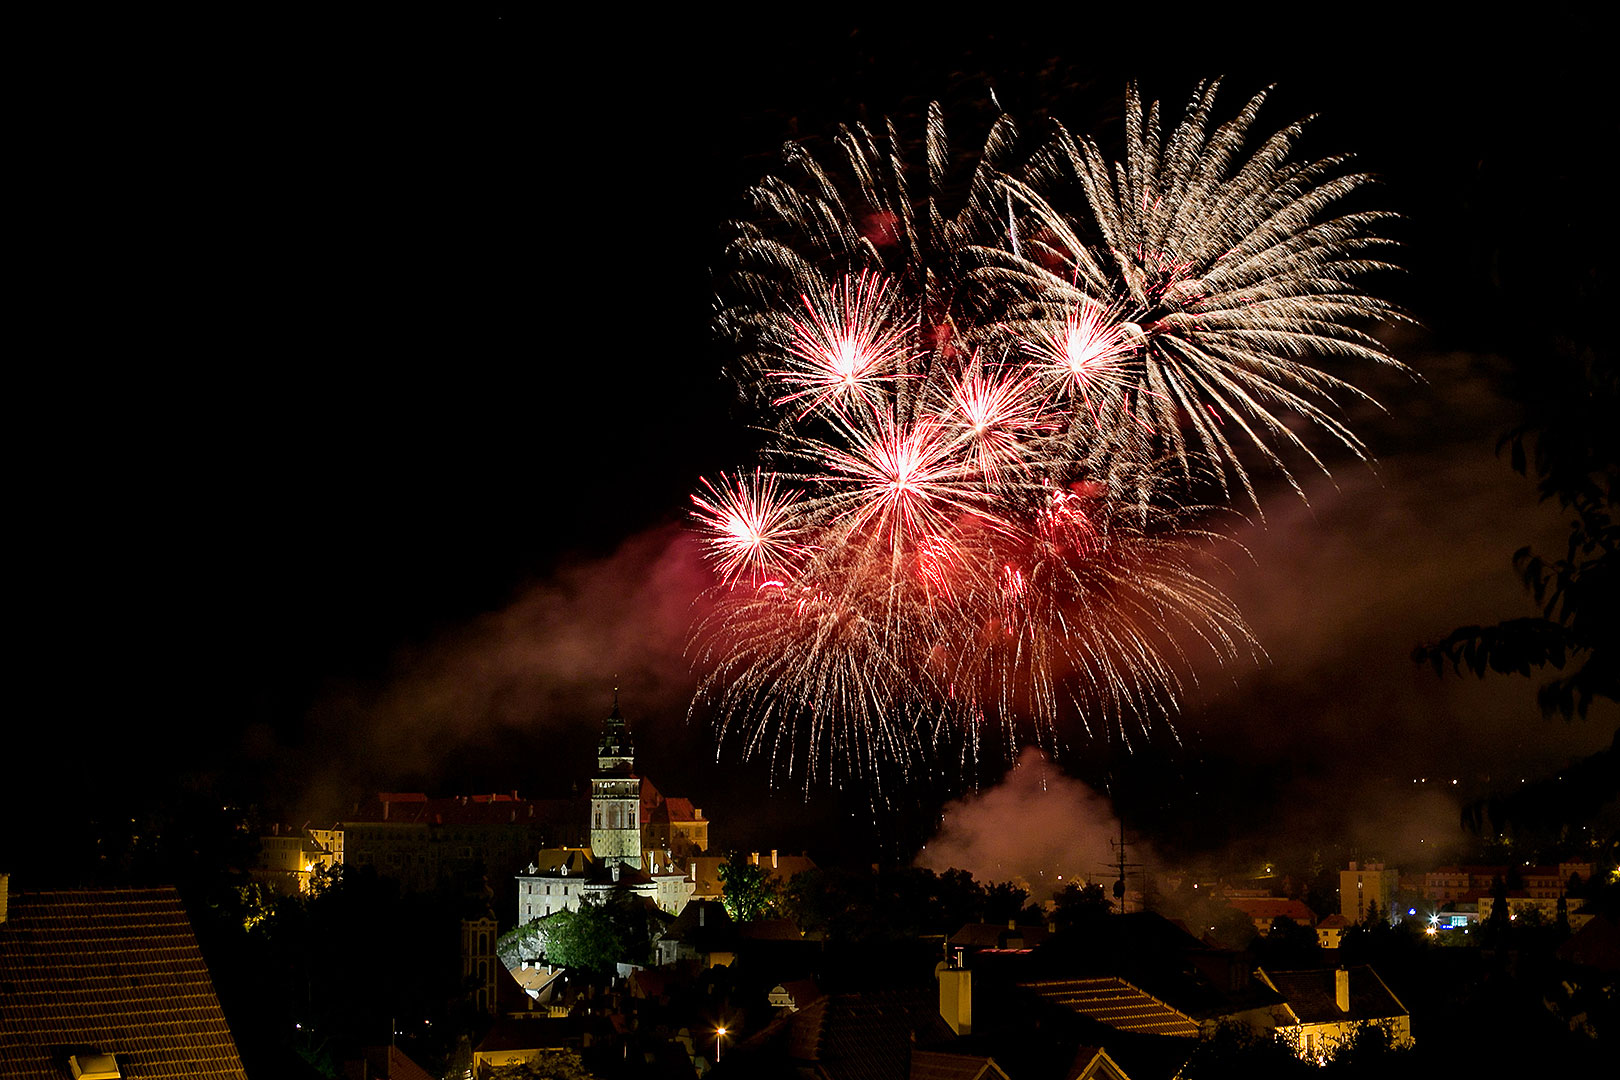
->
<box><xmin>715</xmin><ymin>1026</ymin><xmax>728</xmax><ymax>1063</ymax></box>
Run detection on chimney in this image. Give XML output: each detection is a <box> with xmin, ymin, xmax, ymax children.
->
<box><xmin>750</xmin><ymin>852</ymin><xmax>760</xmax><ymax>866</ymax></box>
<box><xmin>1335</xmin><ymin>968</ymin><xmax>1350</xmax><ymax>1012</ymax></box>
<box><xmin>1348</xmin><ymin>860</ymin><xmax>1358</xmax><ymax>871</ymax></box>
<box><xmin>691</xmin><ymin>861</ymin><xmax>698</xmax><ymax>880</ymax></box>
<box><xmin>938</xmin><ymin>967</ymin><xmax>972</xmax><ymax>1035</ymax></box>
<box><xmin>771</xmin><ymin>849</ymin><xmax>778</xmax><ymax>869</ymax></box>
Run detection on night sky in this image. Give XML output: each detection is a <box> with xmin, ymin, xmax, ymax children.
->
<box><xmin>12</xmin><ymin>11</ymin><xmax>1613</xmax><ymax>874</ymax></box>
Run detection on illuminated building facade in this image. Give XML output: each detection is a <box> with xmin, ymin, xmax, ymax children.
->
<box><xmin>1339</xmin><ymin>861</ymin><xmax>1399</xmax><ymax>923</ymax></box>
<box><xmin>514</xmin><ymin>701</ymin><xmax>708</xmax><ymax>922</ymax></box>
<box><xmin>590</xmin><ymin>701</ymin><xmax>642</xmax><ymax>866</ymax></box>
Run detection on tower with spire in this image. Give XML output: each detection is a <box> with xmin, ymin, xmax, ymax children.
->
<box><xmin>590</xmin><ymin>691</ymin><xmax>642</xmax><ymax>866</ymax></box>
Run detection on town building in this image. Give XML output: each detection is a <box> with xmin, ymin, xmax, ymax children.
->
<box><xmin>252</xmin><ymin>822</ymin><xmax>343</xmax><ymax>895</ymax></box>
<box><xmin>276</xmin><ymin>699</ymin><xmax>714</xmax><ymax>910</ymax></box>
<box><xmin>1314</xmin><ymin>914</ymin><xmax>1351</xmax><ymax>950</ymax></box>
<box><xmin>1258</xmin><ymin>965</ymin><xmax>1412</xmax><ymax>1063</ymax></box>
<box><xmin>514</xmin><ymin>700</ymin><xmax>709</xmax><ymax>922</ymax></box>
<box><xmin>332</xmin><ymin>791</ymin><xmax>586</xmax><ymax>893</ymax></box>
<box><xmin>688</xmin><ymin>848</ymin><xmax>816</xmax><ymax>902</ymax></box>
<box><xmin>1225</xmin><ymin>897</ymin><xmax>1316</xmax><ymax>936</ymax></box>
<box><xmin>1339</xmin><ymin>861</ymin><xmax>1399</xmax><ymax>923</ymax></box>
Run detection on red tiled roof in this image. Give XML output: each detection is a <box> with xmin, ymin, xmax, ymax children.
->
<box><xmin>0</xmin><ymin>887</ymin><xmax>249</xmax><ymax>1079</ymax></box>
<box><xmin>1227</xmin><ymin>898</ymin><xmax>1316</xmax><ymax>926</ymax></box>
<box><xmin>339</xmin><ymin>793</ymin><xmax>578</xmax><ymax>827</ymax></box>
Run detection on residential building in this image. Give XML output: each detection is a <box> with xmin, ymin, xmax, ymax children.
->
<box><xmin>1226</xmin><ymin>897</ymin><xmax>1316</xmax><ymax>936</ymax></box>
<box><xmin>1339</xmin><ymin>861</ymin><xmax>1399</xmax><ymax>923</ymax></box>
<box><xmin>252</xmin><ymin>823</ymin><xmax>342</xmax><ymax>895</ymax></box>
<box><xmin>1258</xmin><ymin>965</ymin><xmax>1412</xmax><ymax>1063</ymax></box>
<box><xmin>1314</xmin><ymin>914</ymin><xmax>1351</xmax><ymax>950</ymax></box>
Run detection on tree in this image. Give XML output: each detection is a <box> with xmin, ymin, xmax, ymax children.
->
<box><xmin>983</xmin><ymin>881</ymin><xmax>1030</xmax><ymax>924</ymax></box>
<box><xmin>1415</xmin><ymin>267</ymin><xmax>1618</xmax><ymax>839</ymax></box>
<box><xmin>717</xmin><ymin>855</ymin><xmax>778</xmax><ymax>922</ymax></box>
<box><xmin>1050</xmin><ymin>882</ymin><xmax>1112</xmax><ymax>933</ymax></box>
<box><xmin>1254</xmin><ymin>917</ymin><xmax>1324</xmax><ymax>970</ymax></box>
<box><xmin>539</xmin><ymin>904</ymin><xmax>623</xmax><ymax>973</ymax></box>
<box><xmin>486</xmin><ymin>1050</ymin><xmax>593</xmax><ymax>1079</ymax></box>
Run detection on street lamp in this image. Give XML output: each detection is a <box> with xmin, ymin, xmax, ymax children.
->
<box><xmin>715</xmin><ymin>1026</ymin><xmax>727</xmax><ymax>1063</ymax></box>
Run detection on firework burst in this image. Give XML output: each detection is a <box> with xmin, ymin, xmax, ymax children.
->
<box><xmin>693</xmin><ymin>84</ymin><xmax>1404</xmax><ymax>789</ymax></box>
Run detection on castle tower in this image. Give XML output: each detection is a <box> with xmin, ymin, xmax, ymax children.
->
<box><xmin>590</xmin><ymin>695</ymin><xmax>642</xmax><ymax>866</ymax></box>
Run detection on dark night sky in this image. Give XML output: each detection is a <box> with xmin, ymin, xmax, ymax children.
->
<box><xmin>10</xmin><ymin>10</ymin><xmax>1614</xmax><ymax>873</ymax></box>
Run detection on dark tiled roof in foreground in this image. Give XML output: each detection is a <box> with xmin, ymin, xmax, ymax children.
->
<box><xmin>788</xmin><ymin>989</ymin><xmax>957</xmax><ymax>1080</ymax></box>
<box><xmin>1021</xmin><ymin>976</ymin><xmax>1201</xmax><ymax>1038</ymax></box>
<box><xmin>0</xmin><ymin>887</ymin><xmax>248</xmax><ymax>1079</ymax></box>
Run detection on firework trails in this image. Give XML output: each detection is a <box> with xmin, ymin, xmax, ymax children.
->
<box><xmin>691</xmin><ymin>83</ymin><xmax>1405</xmax><ymax>790</ymax></box>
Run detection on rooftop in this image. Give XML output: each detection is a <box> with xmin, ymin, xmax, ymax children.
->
<box><xmin>0</xmin><ymin>886</ymin><xmax>248</xmax><ymax>1079</ymax></box>
<box><xmin>1260</xmin><ymin>965</ymin><xmax>1407</xmax><ymax>1025</ymax></box>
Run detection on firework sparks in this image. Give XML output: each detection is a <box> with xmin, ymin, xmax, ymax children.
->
<box><xmin>694</xmin><ymin>84</ymin><xmax>1403</xmax><ymax>789</ymax></box>
<box><xmin>690</xmin><ymin>470</ymin><xmax>805</xmax><ymax>585</ymax></box>
<box><xmin>774</xmin><ymin>271</ymin><xmax>915</xmax><ymax>417</ymax></box>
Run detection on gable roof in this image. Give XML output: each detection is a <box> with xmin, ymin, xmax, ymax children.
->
<box><xmin>343</xmin><ymin>1045</ymin><xmax>437</xmax><ymax>1080</ymax></box>
<box><xmin>1260</xmin><ymin>966</ymin><xmax>1408</xmax><ymax>1024</ymax></box>
<box><xmin>1065</xmin><ymin>1045</ymin><xmax>1134</xmax><ymax>1080</ymax></box>
<box><xmin>0</xmin><ymin>887</ymin><xmax>249</xmax><ymax>1079</ymax></box>
<box><xmin>911</xmin><ymin>1048</ymin><xmax>1011</xmax><ymax>1080</ymax></box>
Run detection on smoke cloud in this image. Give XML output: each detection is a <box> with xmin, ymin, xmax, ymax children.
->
<box><xmin>916</xmin><ymin>747</ymin><xmax>1131</xmax><ymax>902</ymax></box>
<box><xmin>287</xmin><ymin>523</ymin><xmax>710</xmax><ymax>805</ymax></box>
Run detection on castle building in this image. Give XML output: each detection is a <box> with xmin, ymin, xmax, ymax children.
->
<box><xmin>590</xmin><ymin>700</ymin><xmax>642</xmax><ymax>866</ymax></box>
<box><xmin>515</xmin><ymin>700</ymin><xmax>706</xmax><ymax>923</ymax></box>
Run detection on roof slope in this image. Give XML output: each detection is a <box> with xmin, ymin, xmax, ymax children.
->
<box><xmin>0</xmin><ymin>887</ymin><xmax>248</xmax><ymax>1080</ymax></box>
<box><xmin>786</xmin><ymin>989</ymin><xmax>957</xmax><ymax>1080</ymax></box>
<box><xmin>1020</xmin><ymin>977</ymin><xmax>1201</xmax><ymax>1038</ymax></box>
<box><xmin>911</xmin><ymin>1048</ymin><xmax>1010</xmax><ymax>1080</ymax></box>
<box><xmin>1261</xmin><ymin>966</ymin><xmax>1407</xmax><ymax>1024</ymax></box>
